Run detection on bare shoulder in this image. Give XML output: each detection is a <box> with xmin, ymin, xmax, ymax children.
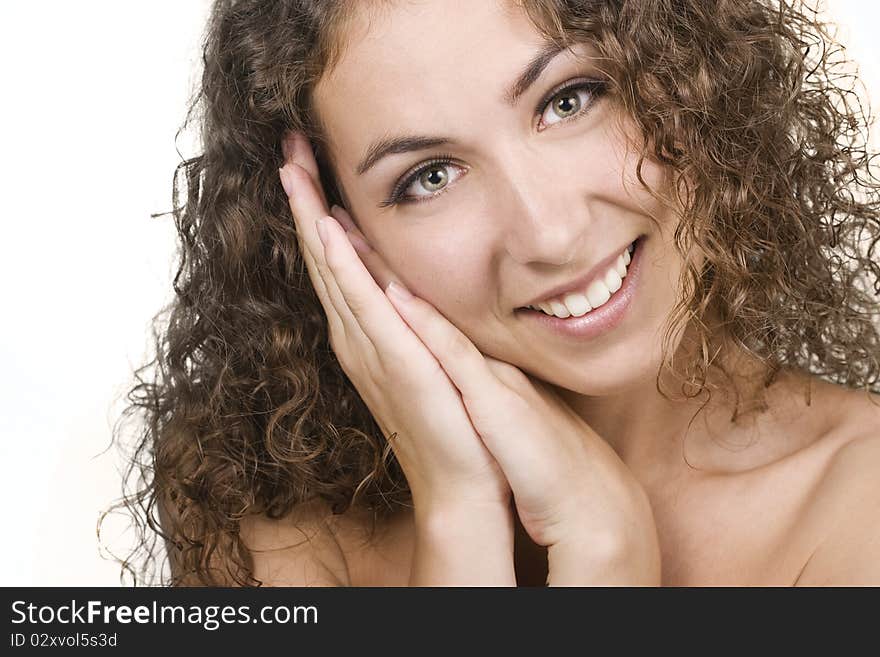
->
<box><xmin>239</xmin><ymin>499</ymin><xmax>353</xmax><ymax>586</ymax></box>
<box><xmin>795</xmin><ymin>389</ymin><xmax>880</xmax><ymax>585</ymax></box>
<box><xmin>239</xmin><ymin>499</ymin><xmax>415</xmax><ymax>587</ymax></box>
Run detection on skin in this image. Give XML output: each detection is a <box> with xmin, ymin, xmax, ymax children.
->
<box><xmin>257</xmin><ymin>0</ymin><xmax>880</xmax><ymax>585</ymax></box>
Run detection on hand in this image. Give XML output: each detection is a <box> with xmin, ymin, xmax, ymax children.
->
<box><xmin>277</xmin><ymin>131</ymin><xmax>658</xmax><ymax>584</ymax></box>
<box><xmin>478</xmin><ymin>373</ymin><xmax>660</xmax><ymax>584</ymax></box>
<box><xmin>277</xmin><ymin>131</ymin><xmax>511</xmax><ymax>517</ymax></box>
<box><xmin>397</xmin><ymin>314</ymin><xmax>661</xmax><ymax>583</ymax></box>
<box><xmin>373</xmin><ymin>258</ymin><xmax>660</xmax><ymax>582</ymax></box>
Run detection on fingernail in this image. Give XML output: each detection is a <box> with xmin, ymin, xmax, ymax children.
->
<box><xmin>329</xmin><ymin>204</ymin><xmax>355</xmax><ymax>231</ymax></box>
<box><xmin>279</xmin><ymin>166</ymin><xmax>294</xmax><ymax>197</ymax></box>
<box><xmin>316</xmin><ymin>217</ymin><xmax>328</xmax><ymax>245</ymax></box>
<box><xmin>386</xmin><ymin>280</ymin><xmax>412</xmax><ymax>301</ymax></box>
<box><xmin>347</xmin><ymin>231</ymin><xmax>373</xmax><ymax>255</ymax></box>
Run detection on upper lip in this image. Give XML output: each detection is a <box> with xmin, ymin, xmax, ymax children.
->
<box><xmin>518</xmin><ymin>237</ymin><xmax>638</xmax><ymax>308</ymax></box>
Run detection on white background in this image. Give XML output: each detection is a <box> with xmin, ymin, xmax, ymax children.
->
<box><xmin>1</xmin><ymin>2</ymin><xmax>878</xmax><ymax>586</ymax></box>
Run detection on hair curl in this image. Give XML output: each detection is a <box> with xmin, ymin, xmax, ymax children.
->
<box><xmin>103</xmin><ymin>0</ymin><xmax>880</xmax><ymax>586</ymax></box>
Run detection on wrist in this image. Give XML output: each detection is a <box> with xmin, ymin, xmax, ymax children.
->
<box><xmin>546</xmin><ymin>530</ymin><xmax>661</xmax><ymax>586</ymax></box>
<box><xmin>414</xmin><ymin>499</ymin><xmax>515</xmax><ymax>547</ymax></box>
<box><xmin>546</xmin><ymin>490</ymin><xmax>661</xmax><ymax>586</ymax></box>
<box><xmin>409</xmin><ymin>499</ymin><xmax>516</xmax><ymax>586</ymax></box>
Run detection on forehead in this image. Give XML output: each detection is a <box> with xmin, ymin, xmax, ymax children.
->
<box><xmin>312</xmin><ymin>0</ymin><xmax>551</xmax><ymax>172</ymax></box>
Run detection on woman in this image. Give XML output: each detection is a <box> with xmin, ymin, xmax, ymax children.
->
<box><xmin>114</xmin><ymin>0</ymin><xmax>880</xmax><ymax>586</ymax></box>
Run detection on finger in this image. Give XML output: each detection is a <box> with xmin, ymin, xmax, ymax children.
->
<box><xmin>328</xmin><ymin>204</ymin><xmax>399</xmax><ymax>292</ymax></box>
<box><xmin>327</xmin><ymin>203</ymin><xmax>357</xmax><ymax>231</ymax></box>
<box><xmin>383</xmin><ymin>283</ymin><xmax>510</xmax><ymax>407</ymax></box>
<box><xmin>281</xmin><ymin>164</ymin><xmax>353</xmax><ymax>331</ymax></box>
<box><xmin>383</xmin><ymin>289</ymin><xmax>542</xmax><ymax>478</ymax></box>
<box><xmin>281</xmin><ymin>133</ymin><xmax>366</xmax><ymax>302</ymax></box>
<box><xmin>279</xmin><ymin>132</ymin><xmax>333</xmax><ymax>283</ymax></box>
<box><xmin>384</xmin><ymin>288</ymin><xmax>557</xmax><ymax>487</ymax></box>
<box><xmin>277</xmin><ymin>156</ymin><xmax>369</xmax><ymax>351</ymax></box>
<box><xmin>282</xmin><ymin>131</ymin><xmax>329</xmax><ymax>208</ymax></box>
<box><xmin>318</xmin><ymin>214</ymin><xmax>438</xmax><ymax>364</ymax></box>
<box><xmin>280</xmin><ymin>162</ymin><xmax>331</xmax><ymax>270</ymax></box>
<box><xmin>280</xmin><ymin>136</ymin><xmax>443</xmax><ymax>381</ymax></box>
<box><xmin>327</xmin><ymin>204</ymin><xmax>367</xmax><ymax>251</ymax></box>
<box><xmin>281</xmin><ymin>132</ymin><xmax>354</xmax><ymax>288</ymax></box>
<box><xmin>279</xmin><ymin>166</ymin><xmax>346</xmax><ymax>340</ymax></box>
<box><xmin>279</xmin><ymin>165</ymin><xmax>383</xmax><ymax>357</ymax></box>
<box><xmin>482</xmin><ymin>356</ymin><xmax>534</xmax><ymax>395</ymax></box>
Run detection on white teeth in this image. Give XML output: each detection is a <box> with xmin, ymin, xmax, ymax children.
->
<box><xmin>527</xmin><ymin>241</ymin><xmax>636</xmax><ymax>318</ymax></box>
<box><xmin>549</xmin><ymin>300</ymin><xmax>571</xmax><ymax>318</ymax></box>
<box><xmin>562</xmin><ymin>292</ymin><xmax>591</xmax><ymax>317</ymax></box>
<box><xmin>604</xmin><ymin>267</ymin><xmax>622</xmax><ymax>293</ymax></box>
<box><xmin>585</xmin><ymin>278</ymin><xmax>611</xmax><ymax>307</ymax></box>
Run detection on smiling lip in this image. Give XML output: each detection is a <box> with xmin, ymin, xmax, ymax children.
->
<box><xmin>518</xmin><ymin>237</ymin><xmax>641</xmax><ymax>309</ymax></box>
<box><xmin>515</xmin><ymin>235</ymin><xmax>645</xmax><ymax>341</ymax></box>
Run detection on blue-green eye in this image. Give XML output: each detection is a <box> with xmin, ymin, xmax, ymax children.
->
<box><xmin>381</xmin><ymin>78</ymin><xmax>608</xmax><ymax>208</ymax></box>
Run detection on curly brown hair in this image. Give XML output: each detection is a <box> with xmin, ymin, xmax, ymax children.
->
<box><xmin>103</xmin><ymin>0</ymin><xmax>880</xmax><ymax>586</ymax></box>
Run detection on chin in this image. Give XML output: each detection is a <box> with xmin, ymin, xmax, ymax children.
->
<box><xmin>519</xmin><ymin>335</ymin><xmax>671</xmax><ymax>398</ymax></box>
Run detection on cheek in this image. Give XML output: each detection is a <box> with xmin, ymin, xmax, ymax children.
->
<box><xmin>385</xmin><ymin>233</ymin><xmax>492</xmax><ymax>314</ymax></box>
<box><xmin>389</xmin><ymin>236</ymin><xmax>510</xmax><ymax>356</ymax></box>
<box><xmin>599</xmin><ymin>115</ymin><xmax>675</xmax><ymax>220</ymax></box>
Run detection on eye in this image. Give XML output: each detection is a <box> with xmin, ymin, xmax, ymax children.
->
<box><xmin>380</xmin><ymin>77</ymin><xmax>608</xmax><ymax>207</ymax></box>
<box><xmin>536</xmin><ymin>79</ymin><xmax>607</xmax><ymax>132</ymax></box>
<box><xmin>379</xmin><ymin>153</ymin><xmax>466</xmax><ymax>208</ymax></box>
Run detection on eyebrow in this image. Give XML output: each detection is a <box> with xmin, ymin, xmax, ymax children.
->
<box><xmin>355</xmin><ymin>41</ymin><xmax>568</xmax><ymax>176</ymax></box>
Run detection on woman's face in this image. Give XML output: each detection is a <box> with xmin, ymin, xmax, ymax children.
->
<box><xmin>312</xmin><ymin>0</ymin><xmax>687</xmax><ymax>396</ymax></box>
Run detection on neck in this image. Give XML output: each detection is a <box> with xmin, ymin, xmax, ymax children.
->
<box><xmin>554</xmin><ymin>325</ymin><xmax>820</xmax><ymax>488</ymax></box>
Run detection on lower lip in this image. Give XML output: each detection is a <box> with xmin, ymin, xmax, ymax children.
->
<box><xmin>516</xmin><ymin>236</ymin><xmax>645</xmax><ymax>340</ymax></box>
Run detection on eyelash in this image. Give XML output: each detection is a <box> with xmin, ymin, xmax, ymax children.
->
<box><xmin>379</xmin><ymin>77</ymin><xmax>608</xmax><ymax>208</ymax></box>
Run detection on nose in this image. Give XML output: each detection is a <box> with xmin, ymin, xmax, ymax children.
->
<box><xmin>494</xmin><ymin>145</ymin><xmax>595</xmax><ymax>266</ymax></box>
